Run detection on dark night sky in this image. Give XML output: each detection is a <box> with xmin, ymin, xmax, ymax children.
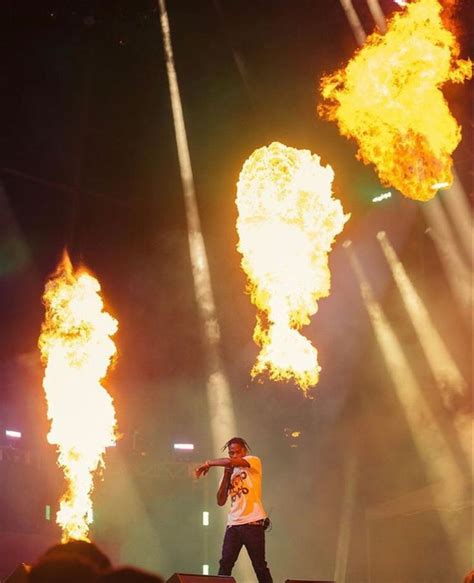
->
<box><xmin>0</xmin><ymin>1</ymin><xmax>472</xmax><ymax>578</ymax></box>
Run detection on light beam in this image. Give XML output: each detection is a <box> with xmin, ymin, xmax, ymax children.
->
<box><xmin>345</xmin><ymin>241</ymin><xmax>470</xmax><ymax>572</ymax></box>
<box><xmin>377</xmin><ymin>230</ymin><xmax>466</xmax><ymax>407</ymax></box>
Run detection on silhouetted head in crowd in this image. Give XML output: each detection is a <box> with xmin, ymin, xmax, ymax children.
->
<box><xmin>39</xmin><ymin>540</ymin><xmax>111</xmax><ymax>570</ymax></box>
<box><xmin>99</xmin><ymin>567</ymin><xmax>164</xmax><ymax>583</ymax></box>
<box><xmin>28</xmin><ymin>555</ymin><xmax>99</xmax><ymax>583</ymax></box>
<box><xmin>28</xmin><ymin>540</ymin><xmax>112</xmax><ymax>583</ymax></box>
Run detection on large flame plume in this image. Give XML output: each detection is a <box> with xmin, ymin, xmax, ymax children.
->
<box><xmin>38</xmin><ymin>252</ymin><xmax>118</xmax><ymax>541</ymax></box>
<box><xmin>236</xmin><ymin>142</ymin><xmax>349</xmax><ymax>394</ymax></box>
<box><xmin>318</xmin><ymin>0</ymin><xmax>472</xmax><ymax>201</ymax></box>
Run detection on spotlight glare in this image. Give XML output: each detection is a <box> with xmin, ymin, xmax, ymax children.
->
<box><xmin>378</xmin><ymin>231</ymin><xmax>466</xmax><ymax>405</ymax></box>
<box><xmin>5</xmin><ymin>430</ymin><xmax>21</xmax><ymax>439</ymax></box>
<box><xmin>159</xmin><ymin>1</ymin><xmax>249</xmax><ymax>576</ymax></box>
<box><xmin>173</xmin><ymin>443</ymin><xmax>194</xmax><ymax>451</ymax></box>
<box><xmin>431</xmin><ymin>182</ymin><xmax>450</xmax><ymax>190</ymax></box>
<box><xmin>422</xmin><ymin>198</ymin><xmax>471</xmax><ymax>315</ymax></box>
<box><xmin>372</xmin><ymin>192</ymin><xmax>392</xmax><ymax>203</ymax></box>
<box><xmin>351</xmin><ymin>226</ymin><xmax>469</xmax><ymax>573</ymax></box>
<box><xmin>345</xmin><ymin>243</ymin><xmax>463</xmax><ymax>479</ymax></box>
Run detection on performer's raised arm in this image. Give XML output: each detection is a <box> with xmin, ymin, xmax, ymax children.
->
<box><xmin>194</xmin><ymin>455</ymin><xmax>250</xmax><ymax>479</ymax></box>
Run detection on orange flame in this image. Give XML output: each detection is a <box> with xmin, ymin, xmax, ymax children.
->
<box><xmin>38</xmin><ymin>252</ymin><xmax>118</xmax><ymax>541</ymax></box>
<box><xmin>236</xmin><ymin>142</ymin><xmax>349</xmax><ymax>394</ymax></box>
<box><xmin>318</xmin><ymin>0</ymin><xmax>472</xmax><ymax>201</ymax></box>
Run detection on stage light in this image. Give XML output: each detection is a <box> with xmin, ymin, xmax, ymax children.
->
<box><xmin>423</xmin><ymin>197</ymin><xmax>472</xmax><ymax>316</ymax></box>
<box><xmin>202</xmin><ymin>511</ymin><xmax>209</xmax><ymax>526</ymax></box>
<box><xmin>5</xmin><ymin>430</ymin><xmax>21</xmax><ymax>439</ymax></box>
<box><xmin>345</xmin><ymin>242</ymin><xmax>467</xmax><ymax>569</ymax></box>
<box><xmin>338</xmin><ymin>0</ymin><xmax>367</xmax><ymax>45</ymax></box>
<box><xmin>202</xmin><ymin>565</ymin><xmax>209</xmax><ymax>575</ymax></box>
<box><xmin>173</xmin><ymin>443</ymin><xmax>194</xmax><ymax>451</ymax></box>
<box><xmin>345</xmin><ymin>242</ymin><xmax>458</xmax><ymax>474</ymax></box>
<box><xmin>431</xmin><ymin>182</ymin><xmax>450</xmax><ymax>190</ymax></box>
<box><xmin>377</xmin><ymin>231</ymin><xmax>466</xmax><ymax>406</ymax></box>
<box><xmin>440</xmin><ymin>171</ymin><xmax>473</xmax><ymax>265</ymax></box>
<box><xmin>372</xmin><ymin>192</ymin><xmax>392</xmax><ymax>203</ymax></box>
<box><xmin>158</xmin><ymin>0</ymin><xmax>244</xmax><ymax>574</ymax></box>
<box><xmin>158</xmin><ymin>0</ymin><xmax>237</xmax><ymax>471</ymax></box>
<box><xmin>334</xmin><ymin>455</ymin><xmax>358</xmax><ymax>582</ymax></box>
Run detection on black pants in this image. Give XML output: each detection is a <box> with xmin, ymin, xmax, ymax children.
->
<box><xmin>218</xmin><ymin>523</ymin><xmax>273</xmax><ymax>583</ymax></box>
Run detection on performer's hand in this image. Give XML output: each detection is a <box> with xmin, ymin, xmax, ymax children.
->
<box><xmin>194</xmin><ymin>461</ymin><xmax>210</xmax><ymax>478</ymax></box>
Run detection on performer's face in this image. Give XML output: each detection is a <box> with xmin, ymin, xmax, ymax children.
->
<box><xmin>228</xmin><ymin>443</ymin><xmax>247</xmax><ymax>459</ymax></box>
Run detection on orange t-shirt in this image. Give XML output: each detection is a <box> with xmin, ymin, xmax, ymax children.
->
<box><xmin>226</xmin><ymin>455</ymin><xmax>267</xmax><ymax>526</ymax></box>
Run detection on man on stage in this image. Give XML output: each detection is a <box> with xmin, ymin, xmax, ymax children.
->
<box><xmin>195</xmin><ymin>437</ymin><xmax>273</xmax><ymax>583</ymax></box>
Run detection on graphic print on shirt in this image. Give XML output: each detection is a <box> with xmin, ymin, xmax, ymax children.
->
<box><xmin>230</xmin><ymin>470</ymin><xmax>249</xmax><ymax>504</ymax></box>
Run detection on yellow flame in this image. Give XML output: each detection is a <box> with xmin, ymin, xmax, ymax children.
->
<box><xmin>38</xmin><ymin>252</ymin><xmax>118</xmax><ymax>541</ymax></box>
<box><xmin>236</xmin><ymin>142</ymin><xmax>349</xmax><ymax>394</ymax></box>
<box><xmin>319</xmin><ymin>0</ymin><xmax>472</xmax><ymax>201</ymax></box>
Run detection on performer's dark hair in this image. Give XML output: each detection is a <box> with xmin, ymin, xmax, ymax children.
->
<box><xmin>222</xmin><ymin>437</ymin><xmax>251</xmax><ymax>452</ymax></box>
